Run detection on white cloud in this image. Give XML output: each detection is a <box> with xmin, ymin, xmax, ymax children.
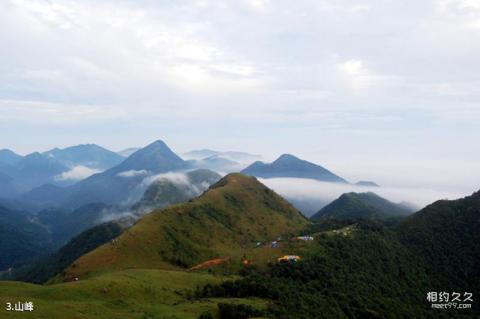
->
<box><xmin>55</xmin><ymin>165</ymin><xmax>101</xmax><ymax>181</ymax></box>
<box><xmin>117</xmin><ymin>169</ymin><xmax>150</xmax><ymax>178</ymax></box>
<box><xmin>260</xmin><ymin>177</ymin><xmax>468</xmax><ymax>212</ymax></box>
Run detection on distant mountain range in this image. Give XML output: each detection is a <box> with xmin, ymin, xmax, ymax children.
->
<box><xmin>0</xmin><ymin>149</ymin><xmax>22</xmax><ymax>166</ymax></box>
<box><xmin>186</xmin><ymin>155</ymin><xmax>244</xmax><ymax>173</ymax></box>
<box><xmin>43</xmin><ymin>144</ymin><xmax>124</xmax><ymax>170</ymax></box>
<box><xmin>242</xmin><ymin>154</ymin><xmax>347</xmax><ymax>183</ymax></box>
<box><xmin>311</xmin><ymin>192</ymin><xmax>414</xmax><ymax>221</ymax></box>
<box><xmin>0</xmin><ymin>144</ymin><xmax>126</xmax><ymax>194</ymax></box>
<box><xmin>22</xmin><ymin>140</ymin><xmax>188</xmax><ymax>208</ymax></box>
<box><xmin>182</xmin><ymin>149</ymin><xmax>261</xmax><ymax>164</ymax></box>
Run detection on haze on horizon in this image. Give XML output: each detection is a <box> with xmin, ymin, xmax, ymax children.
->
<box><xmin>1</xmin><ymin>0</ymin><xmax>479</xmax><ymax>194</ymax></box>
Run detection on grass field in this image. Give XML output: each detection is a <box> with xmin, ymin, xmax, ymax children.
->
<box><xmin>0</xmin><ymin>269</ymin><xmax>268</xmax><ymax>319</ymax></box>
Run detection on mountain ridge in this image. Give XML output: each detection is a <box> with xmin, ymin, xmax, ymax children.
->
<box><xmin>311</xmin><ymin>192</ymin><xmax>414</xmax><ymax>221</ymax></box>
<box><xmin>241</xmin><ymin>153</ymin><xmax>347</xmax><ymax>183</ymax></box>
<box><xmin>61</xmin><ymin>173</ymin><xmax>309</xmax><ymax>279</ymax></box>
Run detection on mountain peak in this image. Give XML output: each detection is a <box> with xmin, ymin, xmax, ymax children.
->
<box><xmin>311</xmin><ymin>191</ymin><xmax>413</xmax><ymax>221</ymax></box>
<box><xmin>149</xmin><ymin>140</ymin><xmax>169</xmax><ymax>148</ymax></box>
<box><xmin>62</xmin><ymin>172</ymin><xmax>308</xmax><ymax>277</ymax></box>
<box><xmin>108</xmin><ymin>140</ymin><xmax>186</xmax><ymax>175</ymax></box>
<box><xmin>275</xmin><ymin>153</ymin><xmax>300</xmax><ymax>162</ymax></box>
<box><xmin>242</xmin><ymin>154</ymin><xmax>347</xmax><ymax>183</ymax></box>
<box><xmin>0</xmin><ymin>149</ymin><xmax>23</xmax><ymax>165</ymax></box>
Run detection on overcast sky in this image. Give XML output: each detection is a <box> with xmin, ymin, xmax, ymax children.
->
<box><xmin>0</xmin><ymin>0</ymin><xmax>479</xmax><ymax>192</ymax></box>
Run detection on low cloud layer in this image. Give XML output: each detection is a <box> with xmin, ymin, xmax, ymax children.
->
<box><xmin>55</xmin><ymin>165</ymin><xmax>101</xmax><ymax>181</ymax></box>
<box><xmin>102</xmin><ymin>170</ymin><xmax>216</xmax><ymax>223</ymax></box>
<box><xmin>259</xmin><ymin>177</ymin><xmax>469</xmax><ymax>216</ymax></box>
<box><xmin>117</xmin><ymin>169</ymin><xmax>150</xmax><ymax>178</ymax></box>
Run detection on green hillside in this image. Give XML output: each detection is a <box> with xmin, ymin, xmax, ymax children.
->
<box><xmin>311</xmin><ymin>192</ymin><xmax>414</xmax><ymax>222</ymax></box>
<box><xmin>9</xmin><ymin>221</ymin><xmax>125</xmax><ymax>284</ymax></box>
<box><xmin>197</xmin><ymin>191</ymin><xmax>480</xmax><ymax>318</ymax></box>
<box><xmin>0</xmin><ymin>269</ymin><xmax>267</xmax><ymax>319</ymax></box>
<box><xmin>61</xmin><ymin>173</ymin><xmax>309</xmax><ymax>280</ymax></box>
<box><xmin>2</xmin><ymin>178</ymin><xmax>477</xmax><ymax>318</ymax></box>
<box><xmin>398</xmin><ymin>190</ymin><xmax>480</xmax><ymax>293</ymax></box>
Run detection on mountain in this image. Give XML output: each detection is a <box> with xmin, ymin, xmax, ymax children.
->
<box><xmin>398</xmin><ymin>191</ymin><xmax>480</xmax><ymax>292</ymax></box>
<box><xmin>183</xmin><ymin>149</ymin><xmax>261</xmax><ymax>164</ymax></box>
<box><xmin>8</xmin><ymin>169</ymin><xmax>221</xmax><ymax>283</ymax></box>
<box><xmin>311</xmin><ymin>192</ymin><xmax>414</xmax><ymax>221</ymax></box>
<box><xmin>132</xmin><ymin>169</ymin><xmax>221</xmax><ymax>213</ymax></box>
<box><xmin>355</xmin><ymin>180</ymin><xmax>380</xmax><ymax>187</ymax></box>
<box><xmin>0</xmin><ymin>172</ymin><xmax>17</xmax><ymax>197</ymax></box>
<box><xmin>187</xmin><ymin>155</ymin><xmax>244</xmax><ymax>173</ymax></box>
<box><xmin>61</xmin><ymin>173</ymin><xmax>309</xmax><ymax>279</ymax></box>
<box><xmin>0</xmin><ymin>145</ymin><xmax>121</xmax><ymax>194</ymax></box>
<box><xmin>43</xmin><ymin>144</ymin><xmax>124</xmax><ymax>170</ymax></box>
<box><xmin>35</xmin><ymin>203</ymin><xmax>111</xmax><ymax>245</ymax></box>
<box><xmin>9</xmin><ymin>152</ymin><xmax>69</xmax><ymax>191</ymax></box>
<box><xmin>194</xmin><ymin>191</ymin><xmax>480</xmax><ymax>318</ymax></box>
<box><xmin>108</xmin><ymin>140</ymin><xmax>186</xmax><ymax>174</ymax></box>
<box><xmin>36</xmin><ymin>140</ymin><xmax>188</xmax><ymax>208</ymax></box>
<box><xmin>0</xmin><ymin>149</ymin><xmax>22</xmax><ymax>165</ymax></box>
<box><xmin>117</xmin><ymin>147</ymin><xmax>141</xmax><ymax>157</ymax></box>
<box><xmin>8</xmin><ymin>221</ymin><xmax>125</xmax><ymax>283</ymax></box>
<box><xmin>21</xmin><ymin>184</ymin><xmax>66</xmax><ymax>208</ymax></box>
<box><xmin>0</xmin><ymin>205</ymin><xmax>52</xmax><ymax>270</ymax></box>
<box><xmin>241</xmin><ymin>154</ymin><xmax>347</xmax><ymax>183</ymax></box>
<box><xmin>182</xmin><ymin>149</ymin><xmax>218</xmax><ymax>160</ymax></box>
<box><xmin>2</xmin><ymin>184</ymin><xmax>479</xmax><ymax>318</ymax></box>
<box><xmin>286</xmin><ymin>197</ymin><xmax>329</xmax><ymax>218</ymax></box>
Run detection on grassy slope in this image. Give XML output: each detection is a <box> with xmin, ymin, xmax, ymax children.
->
<box><xmin>0</xmin><ymin>269</ymin><xmax>267</xmax><ymax>319</ymax></box>
<box><xmin>61</xmin><ymin>173</ymin><xmax>309</xmax><ymax>280</ymax></box>
<box><xmin>0</xmin><ymin>174</ymin><xmax>308</xmax><ymax>318</ymax></box>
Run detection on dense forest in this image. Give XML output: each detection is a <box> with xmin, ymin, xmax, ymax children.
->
<box><xmin>194</xmin><ymin>192</ymin><xmax>480</xmax><ymax>319</ymax></box>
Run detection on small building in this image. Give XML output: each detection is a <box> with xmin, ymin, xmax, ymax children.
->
<box><xmin>296</xmin><ymin>236</ymin><xmax>314</xmax><ymax>241</ymax></box>
<box><xmin>277</xmin><ymin>255</ymin><xmax>301</xmax><ymax>262</ymax></box>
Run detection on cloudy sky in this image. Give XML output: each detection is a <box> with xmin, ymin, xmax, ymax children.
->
<box><xmin>0</xmin><ymin>0</ymin><xmax>479</xmax><ymax>192</ymax></box>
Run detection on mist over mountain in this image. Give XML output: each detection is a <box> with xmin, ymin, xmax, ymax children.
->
<box><xmin>132</xmin><ymin>169</ymin><xmax>221</xmax><ymax>214</ymax></box>
<box><xmin>186</xmin><ymin>155</ymin><xmax>244</xmax><ymax>173</ymax></box>
<box><xmin>260</xmin><ymin>177</ymin><xmax>464</xmax><ymax>217</ymax></box>
<box><xmin>117</xmin><ymin>147</ymin><xmax>141</xmax><ymax>157</ymax></box>
<box><xmin>43</xmin><ymin>144</ymin><xmax>124</xmax><ymax>170</ymax></box>
<box><xmin>5</xmin><ymin>152</ymin><xmax>69</xmax><ymax>191</ymax></box>
<box><xmin>62</xmin><ymin>173</ymin><xmax>308</xmax><ymax>278</ymax></box>
<box><xmin>355</xmin><ymin>181</ymin><xmax>380</xmax><ymax>187</ymax></box>
<box><xmin>0</xmin><ymin>145</ymin><xmax>125</xmax><ymax>194</ymax></box>
<box><xmin>183</xmin><ymin>149</ymin><xmax>261</xmax><ymax>164</ymax></box>
<box><xmin>22</xmin><ymin>140</ymin><xmax>188</xmax><ymax>209</ymax></box>
<box><xmin>242</xmin><ymin>154</ymin><xmax>347</xmax><ymax>183</ymax></box>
